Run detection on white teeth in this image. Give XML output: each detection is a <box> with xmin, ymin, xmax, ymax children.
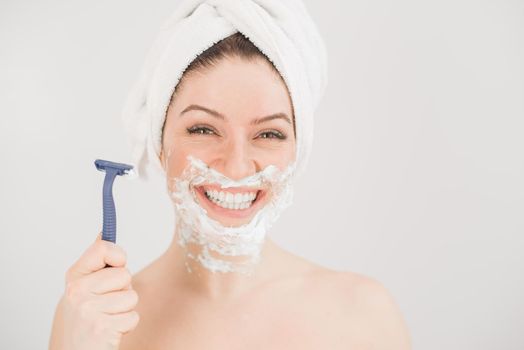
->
<box><xmin>204</xmin><ymin>188</ymin><xmax>258</xmax><ymax>210</ymax></box>
<box><xmin>234</xmin><ymin>193</ymin><xmax>242</xmax><ymax>203</ymax></box>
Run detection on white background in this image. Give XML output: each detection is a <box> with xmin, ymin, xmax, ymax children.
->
<box><xmin>1</xmin><ymin>0</ymin><xmax>523</xmax><ymax>349</ymax></box>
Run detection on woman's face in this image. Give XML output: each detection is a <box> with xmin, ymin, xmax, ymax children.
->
<box><xmin>160</xmin><ymin>56</ymin><xmax>296</xmax><ymax>227</ymax></box>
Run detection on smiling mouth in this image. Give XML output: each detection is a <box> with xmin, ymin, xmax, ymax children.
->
<box><xmin>194</xmin><ymin>185</ymin><xmax>266</xmax><ymax>217</ymax></box>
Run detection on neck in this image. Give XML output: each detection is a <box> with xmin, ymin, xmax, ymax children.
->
<box><xmin>163</xmin><ymin>227</ymin><xmax>281</xmax><ymax>301</ymax></box>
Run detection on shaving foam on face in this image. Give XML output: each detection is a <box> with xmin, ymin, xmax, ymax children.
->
<box><xmin>165</xmin><ymin>155</ymin><xmax>295</xmax><ymax>275</ymax></box>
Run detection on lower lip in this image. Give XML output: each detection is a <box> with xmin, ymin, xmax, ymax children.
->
<box><xmin>194</xmin><ymin>187</ymin><xmax>266</xmax><ymax>219</ymax></box>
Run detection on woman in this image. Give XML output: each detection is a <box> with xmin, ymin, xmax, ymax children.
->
<box><xmin>49</xmin><ymin>2</ymin><xmax>411</xmax><ymax>349</ymax></box>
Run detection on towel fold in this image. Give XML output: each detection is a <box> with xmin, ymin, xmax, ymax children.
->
<box><xmin>121</xmin><ymin>0</ymin><xmax>328</xmax><ymax>180</ymax></box>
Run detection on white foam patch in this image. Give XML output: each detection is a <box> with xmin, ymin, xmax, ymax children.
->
<box><xmin>124</xmin><ymin>167</ymin><xmax>138</xmax><ymax>180</ymax></box>
<box><xmin>166</xmin><ymin>155</ymin><xmax>296</xmax><ymax>275</ymax></box>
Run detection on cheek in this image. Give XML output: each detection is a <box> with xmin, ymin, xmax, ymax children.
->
<box><xmin>275</xmin><ymin>140</ymin><xmax>296</xmax><ymax>169</ymax></box>
<box><xmin>164</xmin><ymin>153</ymin><xmax>186</xmax><ymax>178</ymax></box>
<box><xmin>249</xmin><ymin>143</ymin><xmax>296</xmax><ymax>172</ymax></box>
<box><xmin>164</xmin><ymin>143</ymin><xmax>213</xmax><ymax>178</ymax></box>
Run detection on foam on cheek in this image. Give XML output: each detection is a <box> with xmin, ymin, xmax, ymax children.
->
<box><xmin>166</xmin><ymin>155</ymin><xmax>295</xmax><ymax>275</ymax></box>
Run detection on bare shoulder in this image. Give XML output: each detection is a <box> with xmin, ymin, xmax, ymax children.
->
<box><xmin>319</xmin><ymin>269</ymin><xmax>413</xmax><ymax>350</ymax></box>
<box><xmin>282</xmin><ymin>254</ymin><xmax>412</xmax><ymax>350</ymax></box>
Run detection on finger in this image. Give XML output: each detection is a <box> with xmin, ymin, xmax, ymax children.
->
<box><xmin>94</xmin><ymin>289</ymin><xmax>139</xmax><ymax>315</ymax></box>
<box><xmin>110</xmin><ymin>311</ymin><xmax>140</xmax><ymax>334</ymax></box>
<box><xmin>67</xmin><ymin>234</ymin><xmax>127</xmax><ymax>281</ymax></box>
<box><xmin>82</xmin><ymin>267</ymin><xmax>132</xmax><ymax>294</ymax></box>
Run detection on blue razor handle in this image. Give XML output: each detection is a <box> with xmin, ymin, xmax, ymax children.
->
<box><xmin>94</xmin><ymin>159</ymin><xmax>133</xmax><ymax>247</ymax></box>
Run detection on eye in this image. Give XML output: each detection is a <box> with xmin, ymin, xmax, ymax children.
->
<box><xmin>257</xmin><ymin>130</ymin><xmax>287</xmax><ymax>140</ymax></box>
<box><xmin>186</xmin><ymin>125</ymin><xmax>218</xmax><ymax>136</ymax></box>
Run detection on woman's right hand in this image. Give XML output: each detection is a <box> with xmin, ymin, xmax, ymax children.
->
<box><xmin>49</xmin><ymin>233</ymin><xmax>140</xmax><ymax>350</ymax></box>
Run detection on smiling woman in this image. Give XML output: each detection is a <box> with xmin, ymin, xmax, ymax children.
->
<box><xmin>48</xmin><ymin>1</ymin><xmax>411</xmax><ymax>349</ymax></box>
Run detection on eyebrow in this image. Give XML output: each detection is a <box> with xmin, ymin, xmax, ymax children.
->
<box><xmin>180</xmin><ymin>104</ymin><xmax>291</xmax><ymax>125</ymax></box>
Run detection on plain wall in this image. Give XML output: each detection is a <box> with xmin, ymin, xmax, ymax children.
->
<box><xmin>1</xmin><ymin>0</ymin><xmax>523</xmax><ymax>348</ymax></box>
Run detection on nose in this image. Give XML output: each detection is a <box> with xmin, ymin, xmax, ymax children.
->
<box><xmin>211</xmin><ymin>136</ymin><xmax>259</xmax><ymax>181</ymax></box>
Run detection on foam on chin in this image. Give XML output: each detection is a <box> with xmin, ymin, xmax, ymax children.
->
<box><xmin>166</xmin><ymin>155</ymin><xmax>295</xmax><ymax>275</ymax></box>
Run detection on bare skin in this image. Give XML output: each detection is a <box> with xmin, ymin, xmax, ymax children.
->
<box><xmin>118</xmin><ymin>56</ymin><xmax>411</xmax><ymax>349</ymax></box>
<box><xmin>120</xmin><ymin>237</ymin><xmax>411</xmax><ymax>349</ymax></box>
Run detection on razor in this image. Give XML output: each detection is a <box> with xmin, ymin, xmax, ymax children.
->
<box><xmin>94</xmin><ymin>159</ymin><xmax>134</xmax><ymax>244</ymax></box>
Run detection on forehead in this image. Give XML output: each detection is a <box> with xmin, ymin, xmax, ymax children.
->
<box><xmin>173</xmin><ymin>58</ymin><xmax>293</xmax><ymax>122</ymax></box>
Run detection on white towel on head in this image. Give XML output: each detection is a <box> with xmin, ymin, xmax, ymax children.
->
<box><xmin>121</xmin><ymin>0</ymin><xmax>328</xmax><ymax>180</ymax></box>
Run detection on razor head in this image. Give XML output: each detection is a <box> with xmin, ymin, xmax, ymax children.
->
<box><xmin>94</xmin><ymin>159</ymin><xmax>134</xmax><ymax>176</ymax></box>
